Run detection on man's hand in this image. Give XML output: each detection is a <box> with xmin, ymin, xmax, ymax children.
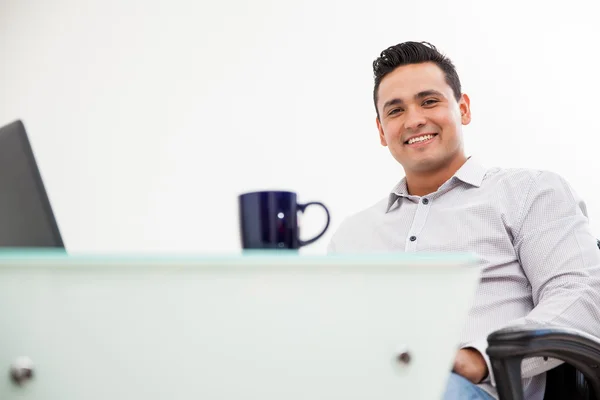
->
<box><xmin>453</xmin><ymin>348</ymin><xmax>489</xmax><ymax>384</ymax></box>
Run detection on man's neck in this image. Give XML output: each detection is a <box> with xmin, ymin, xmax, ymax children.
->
<box><xmin>405</xmin><ymin>155</ymin><xmax>468</xmax><ymax>197</ymax></box>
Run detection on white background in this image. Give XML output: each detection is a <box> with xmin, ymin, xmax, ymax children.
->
<box><xmin>1</xmin><ymin>0</ymin><xmax>598</xmax><ymax>255</ymax></box>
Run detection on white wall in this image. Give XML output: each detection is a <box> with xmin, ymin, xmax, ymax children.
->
<box><xmin>1</xmin><ymin>0</ymin><xmax>598</xmax><ymax>255</ymax></box>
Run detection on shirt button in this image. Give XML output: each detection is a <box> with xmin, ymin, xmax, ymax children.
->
<box><xmin>422</xmin><ymin>198</ymin><xmax>429</xmax><ymax>205</ymax></box>
<box><xmin>409</xmin><ymin>236</ymin><xmax>417</xmax><ymax>242</ymax></box>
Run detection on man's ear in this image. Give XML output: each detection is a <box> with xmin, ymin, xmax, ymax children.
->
<box><xmin>459</xmin><ymin>93</ymin><xmax>471</xmax><ymax>125</ymax></box>
<box><xmin>377</xmin><ymin>117</ymin><xmax>388</xmax><ymax>146</ymax></box>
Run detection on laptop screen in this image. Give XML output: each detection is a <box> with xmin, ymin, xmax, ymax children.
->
<box><xmin>0</xmin><ymin>120</ymin><xmax>64</xmax><ymax>248</ymax></box>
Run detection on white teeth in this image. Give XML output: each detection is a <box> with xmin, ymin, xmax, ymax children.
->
<box><xmin>407</xmin><ymin>134</ymin><xmax>435</xmax><ymax>145</ymax></box>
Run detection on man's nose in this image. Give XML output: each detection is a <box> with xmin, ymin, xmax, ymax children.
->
<box><xmin>403</xmin><ymin>108</ymin><xmax>427</xmax><ymax>131</ymax></box>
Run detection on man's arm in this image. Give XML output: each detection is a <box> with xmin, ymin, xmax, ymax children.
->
<box><xmin>458</xmin><ymin>171</ymin><xmax>600</xmax><ymax>385</ymax></box>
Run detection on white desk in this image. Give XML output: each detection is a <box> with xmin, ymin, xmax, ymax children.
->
<box><xmin>0</xmin><ymin>251</ymin><xmax>480</xmax><ymax>399</ymax></box>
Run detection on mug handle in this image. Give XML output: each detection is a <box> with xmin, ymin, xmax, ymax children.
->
<box><xmin>297</xmin><ymin>202</ymin><xmax>331</xmax><ymax>247</ymax></box>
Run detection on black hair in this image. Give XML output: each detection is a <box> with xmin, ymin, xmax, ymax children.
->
<box><xmin>373</xmin><ymin>41</ymin><xmax>462</xmax><ymax>119</ymax></box>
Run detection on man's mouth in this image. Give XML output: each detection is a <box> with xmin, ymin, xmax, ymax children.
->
<box><xmin>404</xmin><ymin>133</ymin><xmax>438</xmax><ymax>145</ymax></box>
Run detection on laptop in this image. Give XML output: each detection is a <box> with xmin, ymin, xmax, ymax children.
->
<box><xmin>0</xmin><ymin>120</ymin><xmax>64</xmax><ymax>248</ymax></box>
<box><xmin>0</xmin><ymin>252</ymin><xmax>480</xmax><ymax>399</ymax></box>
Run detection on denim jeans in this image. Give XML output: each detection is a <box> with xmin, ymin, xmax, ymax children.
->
<box><xmin>442</xmin><ymin>373</ymin><xmax>495</xmax><ymax>400</ymax></box>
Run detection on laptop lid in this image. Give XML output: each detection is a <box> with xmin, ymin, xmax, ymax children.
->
<box><xmin>0</xmin><ymin>120</ymin><xmax>64</xmax><ymax>248</ymax></box>
<box><xmin>0</xmin><ymin>252</ymin><xmax>479</xmax><ymax>399</ymax></box>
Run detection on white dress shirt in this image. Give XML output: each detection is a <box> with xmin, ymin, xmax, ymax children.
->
<box><xmin>327</xmin><ymin>157</ymin><xmax>600</xmax><ymax>400</ymax></box>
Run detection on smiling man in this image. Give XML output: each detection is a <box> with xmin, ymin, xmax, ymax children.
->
<box><xmin>327</xmin><ymin>41</ymin><xmax>600</xmax><ymax>400</ymax></box>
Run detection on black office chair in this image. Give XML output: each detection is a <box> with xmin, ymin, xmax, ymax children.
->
<box><xmin>485</xmin><ymin>240</ymin><xmax>600</xmax><ymax>400</ymax></box>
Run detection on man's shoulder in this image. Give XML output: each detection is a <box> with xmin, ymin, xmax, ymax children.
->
<box><xmin>337</xmin><ymin>196</ymin><xmax>390</xmax><ymax>230</ymax></box>
<box><xmin>484</xmin><ymin>166</ymin><xmax>579</xmax><ymax>208</ymax></box>
<box><xmin>327</xmin><ymin>196</ymin><xmax>389</xmax><ymax>253</ymax></box>
<box><xmin>485</xmin><ymin>166</ymin><xmax>567</xmax><ymax>191</ymax></box>
<box><xmin>486</xmin><ymin>165</ymin><xmax>544</xmax><ymax>184</ymax></box>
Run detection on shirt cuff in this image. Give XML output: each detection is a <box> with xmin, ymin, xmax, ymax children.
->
<box><xmin>461</xmin><ymin>339</ymin><xmax>496</xmax><ymax>386</ymax></box>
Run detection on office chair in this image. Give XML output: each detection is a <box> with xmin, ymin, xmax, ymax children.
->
<box><xmin>485</xmin><ymin>240</ymin><xmax>600</xmax><ymax>400</ymax></box>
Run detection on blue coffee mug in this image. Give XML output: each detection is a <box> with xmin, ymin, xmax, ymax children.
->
<box><xmin>238</xmin><ymin>191</ymin><xmax>330</xmax><ymax>249</ymax></box>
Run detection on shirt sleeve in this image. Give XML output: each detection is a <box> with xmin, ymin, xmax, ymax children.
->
<box><xmin>326</xmin><ymin>236</ymin><xmax>337</xmax><ymax>254</ymax></box>
<box><xmin>471</xmin><ymin>171</ymin><xmax>600</xmax><ymax>383</ymax></box>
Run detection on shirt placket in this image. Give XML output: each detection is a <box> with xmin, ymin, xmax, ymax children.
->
<box><xmin>405</xmin><ymin>197</ymin><xmax>432</xmax><ymax>252</ymax></box>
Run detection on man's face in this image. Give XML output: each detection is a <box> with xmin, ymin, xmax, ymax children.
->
<box><xmin>376</xmin><ymin>62</ymin><xmax>471</xmax><ymax>174</ymax></box>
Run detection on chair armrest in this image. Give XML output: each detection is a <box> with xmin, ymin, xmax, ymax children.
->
<box><xmin>486</xmin><ymin>324</ymin><xmax>600</xmax><ymax>400</ymax></box>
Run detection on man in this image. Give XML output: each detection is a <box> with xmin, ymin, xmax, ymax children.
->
<box><xmin>327</xmin><ymin>41</ymin><xmax>600</xmax><ymax>400</ymax></box>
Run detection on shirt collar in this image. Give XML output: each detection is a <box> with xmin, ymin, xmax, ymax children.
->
<box><xmin>386</xmin><ymin>157</ymin><xmax>488</xmax><ymax>213</ymax></box>
<box><xmin>453</xmin><ymin>156</ymin><xmax>487</xmax><ymax>188</ymax></box>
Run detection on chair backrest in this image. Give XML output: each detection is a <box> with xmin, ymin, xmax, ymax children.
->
<box><xmin>544</xmin><ymin>364</ymin><xmax>589</xmax><ymax>400</ymax></box>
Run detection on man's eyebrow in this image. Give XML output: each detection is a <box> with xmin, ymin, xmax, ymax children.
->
<box><xmin>382</xmin><ymin>90</ymin><xmax>447</xmax><ymax>111</ymax></box>
<box><xmin>382</xmin><ymin>98</ymin><xmax>404</xmax><ymax>110</ymax></box>
<box><xmin>414</xmin><ymin>89</ymin><xmax>445</xmax><ymax>99</ymax></box>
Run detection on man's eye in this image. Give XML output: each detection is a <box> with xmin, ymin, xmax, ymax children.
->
<box><xmin>388</xmin><ymin>108</ymin><xmax>403</xmax><ymax>115</ymax></box>
<box><xmin>423</xmin><ymin>99</ymin><xmax>439</xmax><ymax>106</ymax></box>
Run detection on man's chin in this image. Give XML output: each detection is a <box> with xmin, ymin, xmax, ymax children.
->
<box><xmin>403</xmin><ymin>157</ymin><xmax>444</xmax><ymax>174</ymax></box>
